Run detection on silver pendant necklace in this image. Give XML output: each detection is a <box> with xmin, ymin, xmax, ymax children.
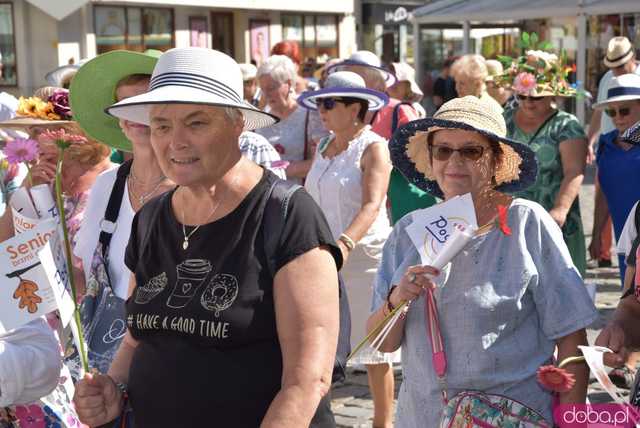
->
<box><xmin>180</xmin><ymin>173</ymin><xmax>239</xmax><ymax>250</ymax></box>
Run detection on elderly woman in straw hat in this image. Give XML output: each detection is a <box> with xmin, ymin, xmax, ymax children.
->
<box><xmin>72</xmin><ymin>47</ymin><xmax>342</xmax><ymax>428</ymax></box>
<box><xmin>499</xmin><ymin>48</ymin><xmax>589</xmax><ymax>277</ymax></box>
<box><xmin>590</xmin><ymin>74</ymin><xmax>640</xmax><ymax>286</ymax></box>
<box><xmin>299</xmin><ymin>70</ymin><xmax>398</xmax><ymax>427</ymax></box>
<box><xmin>367</xmin><ymin>96</ymin><xmax>597</xmax><ymax>427</ymax></box>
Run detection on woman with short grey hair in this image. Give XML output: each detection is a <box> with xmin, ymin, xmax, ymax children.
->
<box><xmin>256</xmin><ymin>55</ymin><xmax>327</xmax><ymax>183</ymax></box>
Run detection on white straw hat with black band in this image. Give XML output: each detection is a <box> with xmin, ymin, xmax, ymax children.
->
<box><xmin>105</xmin><ymin>47</ymin><xmax>278</xmax><ymax>131</ymax></box>
<box><xmin>604</xmin><ymin>37</ymin><xmax>635</xmax><ymax>68</ymax></box>
<box><xmin>297</xmin><ymin>71</ymin><xmax>389</xmax><ymax>111</ymax></box>
<box><xmin>328</xmin><ymin>51</ymin><xmax>397</xmax><ymax>87</ymax></box>
<box><xmin>592</xmin><ymin>73</ymin><xmax>640</xmax><ymax>109</ymax></box>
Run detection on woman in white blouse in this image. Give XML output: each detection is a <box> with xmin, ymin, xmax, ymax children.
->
<box><xmin>299</xmin><ymin>71</ymin><xmax>396</xmax><ymax>428</ymax></box>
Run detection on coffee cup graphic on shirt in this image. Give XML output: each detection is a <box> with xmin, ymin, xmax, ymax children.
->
<box><xmin>166</xmin><ymin>259</ymin><xmax>212</xmax><ymax>308</ymax></box>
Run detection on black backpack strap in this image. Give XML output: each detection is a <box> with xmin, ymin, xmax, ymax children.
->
<box><xmin>98</xmin><ymin>160</ymin><xmax>133</xmax><ymax>254</ymax></box>
<box><xmin>262</xmin><ymin>179</ymin><xmax>302</xmax><ymax>278</ymax></box>
<box><xmin>635</xmin><ymin>202</ymin><xmax>640</xmax><ymax>234</ymax></box>
<box><xmin>391</xmin><ymin>101</ymin><xmax>413</xmax><ymax>134</ymax></box>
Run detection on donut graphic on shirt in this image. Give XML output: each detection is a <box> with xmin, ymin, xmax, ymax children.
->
<box><xmin>200</xmin><ymin>274</ymin><xmax>239</xmax><ymax>317</ymax></box>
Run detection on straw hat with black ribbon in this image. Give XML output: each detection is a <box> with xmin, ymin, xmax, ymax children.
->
<box><xmin>604</xmin><ymin>37</ymin><xmax>635</xmax><ymax>69</ymax></box>
<box><xmin>390</xmin><ymin>96</ymin><xmax>538</xmax><ymax>199</ymax></box>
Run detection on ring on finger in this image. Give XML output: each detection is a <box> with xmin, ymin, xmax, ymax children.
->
<box><xmin>408</xmin><ymin>272</ymin><xmax>417</xmax><ymax>284</ymax></box>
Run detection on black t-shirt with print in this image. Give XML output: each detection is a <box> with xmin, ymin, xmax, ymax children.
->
<box><xmin>124</xmin><ymin>170</ymin><xmax>342</xmax><ymax>428</ymax></box>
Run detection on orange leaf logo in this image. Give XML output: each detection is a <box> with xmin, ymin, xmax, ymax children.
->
<box><xmin>13</xmin><ymin>279</ymin><xmax>43</xmax><ymax>314</ymax></box>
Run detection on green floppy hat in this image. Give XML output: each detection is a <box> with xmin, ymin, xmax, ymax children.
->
<box><xmin>69</xmin><ymin>49</ymin><xmax>161</xmax><ymax>152</ymax></box>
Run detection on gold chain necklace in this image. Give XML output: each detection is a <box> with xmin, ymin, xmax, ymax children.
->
<box><xmin>180</xmin><ymin>173</ymin><xmax>239</xmax><ymax>250</ymax></box>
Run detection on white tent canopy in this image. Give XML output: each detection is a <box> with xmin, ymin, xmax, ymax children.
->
<box><xmin>412</xmin><ymin>0</ymin><xmax>640</xmax><ymax>24</ymax></box>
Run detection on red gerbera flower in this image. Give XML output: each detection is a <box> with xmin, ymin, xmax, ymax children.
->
<box><xmin>537</xmin><ymin>365</ymin><xmax>576</xmax><ymax>392</ymax></box>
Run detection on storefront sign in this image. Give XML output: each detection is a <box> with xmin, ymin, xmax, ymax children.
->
<box><xmin>385</xmin><ymin>7</ymin><xmax>409</xmax><ymax>23</ymax></box>
<box><xmin>363</xmin><ymin>3</ymin><xmax>418</xmax><ymax>25</ymax></box>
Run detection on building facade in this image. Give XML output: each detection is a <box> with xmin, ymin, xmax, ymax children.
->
<box><xmin>0</xmin><ymin>0</ymin><xmax>357</xmax><ymax>96</ymax></box>
<box><xmin>410</xmin><ymin>0</ymin><xmax>640</xmax><ymax>123</ymax></box>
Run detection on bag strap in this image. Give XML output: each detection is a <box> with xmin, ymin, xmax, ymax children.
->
<box><xmin>98</xmin><ymin>160</ymin><xmax>133</xmax><ymax>254</ymax></box>
<box><xmin>527</xmin><ymin>110</ymin><xmax>559</xmax><ymax>144</ymax></box>
<box><xmin>424</xmin><ymin>288</ymin><xmax>449</xmax><ymax>402</ymax></box>
<box><xmin>303</xmin><ymin>110</ymin><xmax>310</xmax><ymax>161</ymax></box>
<box><xmin>634</xmin><ymin>202</ymin><xmax>640</xmax><ymax>235</ymax></box>
<box><xmin>391</xmin><ymin>102</ymin><xmax>412</xmax><ymax>134</ymax></box>
<box><xmin>262</xmin><ymin>179</ymin><xmax>302</xmax><ymax>278</ymax></box>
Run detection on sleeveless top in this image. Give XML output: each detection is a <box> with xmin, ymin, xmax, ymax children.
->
<box><xmin>305</xmin><ymin>126</ymin><xmax>391</xmax><ymax>245</ymax></box>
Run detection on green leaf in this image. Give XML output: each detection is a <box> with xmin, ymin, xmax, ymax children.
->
<box><xmin>522</xmin><ymin>64</ymin><xmax>536</xmax><ymax>73</ymax></box>
<box><xmin>530</xmin><ymin>32</ymin><xmax>539</xmax><ymax>48</ymax></box>
<box><xmin>497</xmin><ymin>55</ymin><xmax>513</xmax><ymax>67</ymax></box>
<box><xmin>539</xmin><ymin>41</ymin><xmax>553</xmax><ymax>51</ymax></box>
<box><xmin>521</xmin><ymin>32</ymin><xmax>530</xmax><ymax>48</ymax></box>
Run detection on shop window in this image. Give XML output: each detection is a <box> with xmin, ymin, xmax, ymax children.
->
<box><xmin>0</xmin><ymin>3</ymin><xmax>17</xmax><ymax>86</ymax></box>
<box><xmin>95</xmin><ymin>5</ymin><xmax>174</xmax><ymax>54</ymax></box>
<box><xmin>282</xmin><ymin>14</ymin><xmax>338</xmax><ymax>76</ymax></box>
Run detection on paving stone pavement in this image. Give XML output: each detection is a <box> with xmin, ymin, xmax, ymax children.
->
<box><xmin>330</xmin><ymin>165</ymin><xmax>629</xmax><ymax>427</ymax></box>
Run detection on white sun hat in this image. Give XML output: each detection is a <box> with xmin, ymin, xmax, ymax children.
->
<box><xmin>105</xmin><ymin>47</ymin><xmax>277</xmax><ymax>131</ymax></box>
<box><xmin>592</xmin><ymin>73</ymin><xmax>640</xmax><ymax>109</ymax></box>
<box><xmin>297</xmin><ymin>71</ymin><xmax>389</xmax><ymax>111</ymax></box>
<box><xmin>328</xmin><ymin>50</ymin><xmax>397</xmax><ymax>87</ymax></box>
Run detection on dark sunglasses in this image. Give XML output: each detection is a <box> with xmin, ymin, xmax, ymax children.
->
<box><xmin>516</xmin><ymin>94</ymin><xmax>545</xmax><ymax>102</ymax></box>
<box><xmin>605</xmin><ymin>107</ymin><xmax>631</xmax><ymax>118</ymax></box>
<box><xmin>430</xmin><ymin>144</ymin><xmax>485</xmax><ymax>161</ymax></box>
<box><xmin>316</xmin><ymin>97</ymin><xmax>354</xmax><ymax>111</ymax></box>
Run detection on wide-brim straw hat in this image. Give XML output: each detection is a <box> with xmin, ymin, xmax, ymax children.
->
<box><xmin>105</xmin><ymin>47</ymin><xmax>278</xmax><ymax>131</ymax></box>
<box><xmin>604</xmin><ymin>37</ymin><xmax>634</xmax><ymax>68</ymax></box>
<box><xmin>69</xmin><ymin>50</ymin><xmax>161</xmax><ymax>152</ymax></box>
<box><xmin>390</xmin><ymin>96</ymin><xmax>538</xmax><ymax>198</ymax></box>
<box><xmin>0</xmin><ymin>116</ymin><xmax>72</xmax><ymax>128</ymax></box>
<box><xmin>592</xmin><ymin>73</ymin><xmax>640</xmax><ymax>109</ymax></box>
<box><xmin>0</xmin><ymin>89</ymin><xmax>73</xmax><ymax>130</ymax></box>
<box><xmin>328</xmin><ymin>51</ymin><xmax>397</xmax><ymax>87</ymax></box>
<box><xmin>297</xmin><ymin>71</ymin><xmax>388</xmax><ymax>111</ymax></box>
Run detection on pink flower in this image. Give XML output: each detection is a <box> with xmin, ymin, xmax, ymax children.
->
<box><xmin>537</xmin><ymin>365</ymin><xmax>576</xmax><ymax>392</ymax></box>
<box><xmin>513</xmin><ymin>72</ymin><xmax>538</xmax><ymax>95</ymax></box>
<box><xmin>38</xmin><ymin>128</ymin><xmax>87</xmax><ymax>150</ymax></box>
<box><xmin>13</xmin><ymin>404</ymin><xmax>46</xmax><ymax>428</ymax></box>
<box><xmin>3</xmin><ymin>138</ymin><xmax>40</xmax><ymax>164</ymax></box>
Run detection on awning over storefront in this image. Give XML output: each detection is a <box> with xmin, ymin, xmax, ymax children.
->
<box><xmin>412</xmin><ymin>0</ymin><xmax>579</xmax><ymax>23</ymax></box>
<box><xmin>412</xmin><ymin>0</ymin><xmax>640</xmax><ymax>23</ymax></box>
<box><xmin>25</xmin><ymin>0</ymin><xmax>90</xmax><ymax>20</ymax></box>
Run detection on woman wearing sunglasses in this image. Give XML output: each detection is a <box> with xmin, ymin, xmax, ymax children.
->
<box><xmin>500</xmin><ymin>49</ymin><xmax>588</xmax><ymax>276</ymax></box>
<box><xmin>368</xmin><ymin>96</ymin><xmax>596</xmax><ymax>427</ymax></box>
<box><xmin>590</xmin><ymin>73</ymin><xmax>640</xmax><ymax>282</ymax></box>
<box><xmin>299</xmin><ymin>71</ymin><xmax>396</xmax><ymax>427</ymax></box>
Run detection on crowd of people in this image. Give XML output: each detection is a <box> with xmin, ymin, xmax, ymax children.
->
<box><xmin>0</xmin><ymin>34</ymin><xmax>639</xmax><ymax>428</ymax></box>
